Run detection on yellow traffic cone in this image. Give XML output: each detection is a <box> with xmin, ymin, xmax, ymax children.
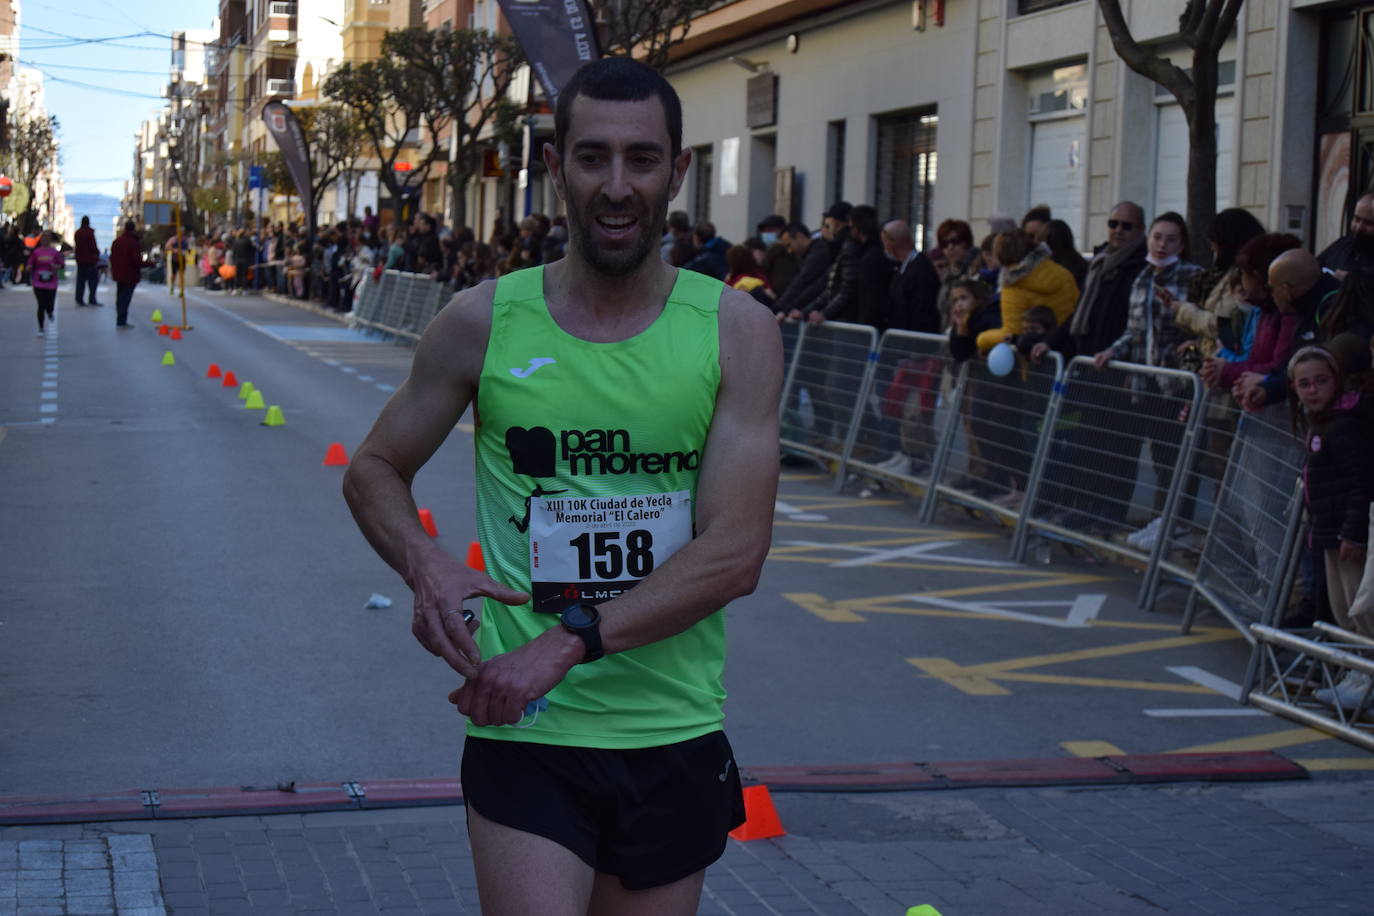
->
<box><xmin>151</xmin><ymin>308</ymin><xmax>163</xmax><ymax>322</ymax></box>
<box><xmin>161</xmin><ymin>350</ymin><xmax>175</xmax><ymax>366</ymax></box>
<box><xmin>238</xmin><ymin>381</ymin><xmax>255</xmax><ymax>401</ymax></box>
<box><xmin>244</xmin><ymin>389</ymin><xmax>265</xmax><ymax>409</ymax></box>
<box><xmin>262</xmin><ymin>405</ymin><xmax>285</xmax><ymax>426</ymax></box>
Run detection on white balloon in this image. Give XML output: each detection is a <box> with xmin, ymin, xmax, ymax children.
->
<box><xmin>987</xmin><ymin>341</ymin><xmax>1016</xmax><ymax>377</ymax></box>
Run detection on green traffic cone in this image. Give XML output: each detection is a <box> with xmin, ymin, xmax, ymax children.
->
<box><xmin>161</xmin><ymin>350</ymin><xmax>175</xmax><ymax>366</ymax></box>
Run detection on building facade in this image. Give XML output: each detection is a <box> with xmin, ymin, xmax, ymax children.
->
<box><xmin>653</xmin><ymin>0</ymin><xmax>1364</xmax><ymax>255</ymax></box>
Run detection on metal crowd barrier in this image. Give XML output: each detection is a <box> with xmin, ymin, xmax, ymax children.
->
<box><xmin>1181</xmin><ymin>404</ymin><xmax>1305</xmax><ymax>641</ymax></box>
<box><xmin>933</xmin><ymin>352</ymin><xmax>1064</xmax><ymax>525</ymax></box>
<box><xmin>777</xmin><ymin>320</ymin><xmax>880</xmax><ymax>485</ymax></box>
<box><xmin>1010</xmin><ymin>358</ymin><xmax>1204</xmax><ymax>609</ymax></box>
<box><xmin>832</xmin><ymin>330</ymin><xmax>959</xmax><ymax>501</ymax></box>
<box><xmin>349</xmin><ymin>269</ymin><xmax>450</xmax><ymax>341</ymax></box>
<box><xmin>1248</xmin><ymin>622</ymin><xmax>1374</xmax><ymax>751</ymax></box>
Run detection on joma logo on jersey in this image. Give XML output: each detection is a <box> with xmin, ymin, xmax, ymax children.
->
<box><xmin>506</xmin><ymin>426</ymin><xmax>700</xmax><ymax>477</ymax></box>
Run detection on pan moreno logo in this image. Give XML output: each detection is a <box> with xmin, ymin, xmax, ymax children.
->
<box><xmin>505</xmin><ymin>426</ymin><xmax>700</xmax><ymax>477</ymax></box>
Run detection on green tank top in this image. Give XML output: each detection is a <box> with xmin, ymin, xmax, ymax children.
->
<box><xmin>469</xmin><ymin>265</ymin><xmax>726</xmax><ymax>749</ymax></box>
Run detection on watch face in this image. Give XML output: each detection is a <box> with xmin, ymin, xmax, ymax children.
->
<box><xmin>564</xmin><ymin>603</ymin><xmax>597</xmax><ymax>628</ymax></box>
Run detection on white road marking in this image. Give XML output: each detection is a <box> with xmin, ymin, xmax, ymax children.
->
<box><xmin>42</xmin><ymin>381</ymin><xmax>56</xmax><ymax>388</ymax></box>
<box><xmin>1166</xmin><ymin>665</ymin><xmax>1244</xmax><ymax>701</ymax></box>
<box><xmin>40</xmin><ymin>404</ymin><xmax>57</xmax><ymax>413</ymax></box>
<box><xmin>341</xmin><ymin>366</ymin><xmax>357</xmax><ymax>374</ymax></box>
<box><xmin>376</xmin><ymin>383</ymin><xmax>395</xmax><ymax>392</ymax></box>
<box><xmin>358</xmin><ymin>375</ymin><xmax>374</xmax><ymax>382</ymax></box>
<box><xmin>781</xmin><ymin>538</ymin><xmax>1017</xmax><ymax>568</ymax></box>
<box><xmin>901</xmin><ymin>592</ymin><xmax>1107</xmax><ymax>629</ymax></box>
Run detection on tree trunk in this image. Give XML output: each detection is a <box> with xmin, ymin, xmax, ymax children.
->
<box><xmin>1185</xmin><ymin>51</ymin><xmax>1219</xmax><ymax>266</ymax></box>
<box><xmin>449</xmin><ymin>168</ymin><xmax>469</xmax><ymax>231</ymax></box>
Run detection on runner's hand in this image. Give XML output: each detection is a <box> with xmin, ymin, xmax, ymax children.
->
<box><xmin>410</xmin><ymin>557</ymin><xmax>529</xmax><ymax>678</ymax></box>
<box><xmin>448</xmin><ymin>629</ymin><xmax>581</xmax><ymax>726</ymax></box>
<box><xmin>1339</xmin><ymin>539</ymin><xmax>1366</xmax><ymax>565</ymax></box>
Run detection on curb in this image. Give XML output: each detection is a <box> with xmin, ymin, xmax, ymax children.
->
<box><xmin>0</xmin><ymin>752</ymin><xmax>1307</xmax><ymax>826</ymax></box>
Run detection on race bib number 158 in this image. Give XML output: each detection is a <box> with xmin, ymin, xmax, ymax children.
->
<box><xmin>528</xmin><ymin>490</ymin><xmax>692</xmax><ymax>612</ymax></box>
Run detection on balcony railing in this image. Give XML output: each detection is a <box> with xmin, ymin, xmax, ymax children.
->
<box><xmin>269</xmin><ymin>2</ymin><xmax>297</xmax><ymax>16</ymax></box>
<box><xmin>266</xmin><ymin>79</ymin><xmax>295</xmax><ymax>96</ymax></box>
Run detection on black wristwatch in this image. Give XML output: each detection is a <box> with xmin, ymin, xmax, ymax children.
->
<box><xmin>560</xmin><ymin>602</ymin><xmax>604</xmax><ymax>663</ymax></box>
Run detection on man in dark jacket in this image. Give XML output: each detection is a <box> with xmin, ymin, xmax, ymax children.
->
<box><xmin>1051</xmin><ymin>202</ymin><xmax>1146</xmax><ymax>357</ymax></box>
<box><xmin>778</xmin><ymin>202</ymin><xmax>849</xmax><ymax>318</ymax></box>
<box><xmin>683</xmin><ymin>221</ymin><xmax>729</xmax><ymax>279</ymax></box>
<box><xmin>1245</xmin><ymin>249</ymin><xmax>1342</xmax><ymax>408</ymax></box>
<box><xmin>806</xmin><ymin>205</ymin><xmax>884</xmax><ymax>325</ymax></box>
<box><xmin>1317</xmin><ymin>192</ymin><xmax>1374</xmax><ymax>282</ymax></box>
<box><xmin>880</xmin><ymin>219</ymin><xmax>941</xmax><ymax>334</ymax></box>
<box><xmin>110</xmin><ymin>221</ymin><xmax>143</xmax><ymax>328</ymax></box>
<box><xmin>73</xmin><ymin>216</ymin><xmax>103</xmax><ymax>306</ymax></box>
<box><xmin>231</xmin><ymin>228</ymin><xmax>256</xmax><ymax>296</ymax></box>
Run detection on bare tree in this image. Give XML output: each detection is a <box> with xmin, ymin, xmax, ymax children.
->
<box><xmin>594</xmin><ymin>0</ymin><xmax>718</xmax><ymax>70</ymax></box>
<box><xmin>6</xmin><ymin>113</ymin><xmax>58</xmax><ymax>232</ymax></box>
<box><xmin>164</xmin><ymin>106</ymin><xmax>203</xmax><ymax>233</ymax></box>
<box><xmin>323</xmin><ymin>33</ymin><xmax>455</xmax><ymax>230</ymax></box>
<box><xmin>1098</xmin><ymin>0</ymin><xmax>1244</xmax><ymax>264</ymax></box>
<box><xmin>394</xmin><ymin>27</ymin><xmax>524</xmax><ymax>228</ymax></box>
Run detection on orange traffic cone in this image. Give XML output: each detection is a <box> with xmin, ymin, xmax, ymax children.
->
<box><xmin>728</xmin><ymin>785</ymin><xmax>785</xmax><ymax>841</ymax></box>
<box><xmin>418</xmin><ymin>508</ymin><xmax>439</xmax><ymax>538</ymax></box>
<box><xmin>466</xmin><ymin>541</ymin><xmax>485</xmax><ymax>571</ymax></box>
<box><xmin>206</xmin><ymin>363</ymin><xmax>222</xmax><ymax>379</ymax></box>
<box><xmin>158</xmin><ymin>324</ymin><xmax>170</xmax><ymax>336</ymax></box>
<box><xmin>170</xmin><ymin>327</ymin><xmax>183</xmax><ymax>340</ymax></box>
<box><xmin>323</xmin><ymin>442</ymin><xmax>349</xmax><ymax>466</ymax></box>
<box><xmin>221</xmin><ymin>371</ymin><xmax>238</xmax><ymax>388</ymax></box>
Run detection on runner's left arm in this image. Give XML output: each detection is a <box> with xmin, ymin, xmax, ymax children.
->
<box><xmin>451</xmin><ymin>288</ymin><xmax>784</xmax><ymax>726</ymax></box>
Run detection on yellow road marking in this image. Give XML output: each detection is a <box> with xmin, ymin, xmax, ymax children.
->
<box><xmin>784</xmin><ymin>576</ymin><xmax>1110</xmax><ymax>623</ymax></box>
<box><xmin>1170</xmin><ymin>727</ymin><xmax>1333</xmax><ymax>754</ymax></box>
<box><xmin>1062</xmin><ymin>740</ymin><xmax>1126</xmax><ymax>757</ymax></box>
<box><xmin>908</xmin><ymin>658</ymin><xmax>1009</xmax><ymax>694</ymax></box>
<box><xmin>779</xmin><ymin>498</ymin><xmax>903</xmax><ymax>511</ymax></box>
<box><xmin>769</xmin><ymin>552</ymin><xmax>1104</xmax><ymax>575</ymax></box>
<box><xmin>456</xmin><ymin>422</ymin><xmax>474</xmax><ymax>433</ymax></box>
<box><xmin>1294</xmin><ymin>757</ymin><xmax>1374</xmax><ymax>771</ymax></box>
<box><xmin>908</xmin><ymin>630</ymin><xmax>1239</xmax><ymax>696</ymax></box>
<box><xmin>988</xmin><ymin>672</ymin><xmax>1215</xmax><ymax>693</ymax></box>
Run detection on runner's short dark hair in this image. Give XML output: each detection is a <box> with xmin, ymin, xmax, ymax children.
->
<box><xmin>555</xmin><ymin>57</ymin><xmax>683</xmax><ymax>159</ymax></box>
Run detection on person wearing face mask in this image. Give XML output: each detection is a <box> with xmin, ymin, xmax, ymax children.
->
<box><xmin>1317</xmin><ymin>191</ymin><xmax>1374</xmax><ymax>282</ymax></box>
<box><xmin>756</xmin><ymin>214</ymin><xmax>797</xmax><ymax>296</ymax></box>
<box><xmin>1090</xmin><ymin>213</ymin><xmax>1204</xmax><ymax>546</ymax></box>
<box><xmin>1094</xmin><ymin>213</ymin><xmax>1204</xmax><ymax>372</ymax></box>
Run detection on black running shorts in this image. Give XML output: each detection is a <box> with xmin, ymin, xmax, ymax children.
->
<box><xmin>460</xmin><ymin>731</ymin><xmax>746</xmax><ymax>890</ymax></box>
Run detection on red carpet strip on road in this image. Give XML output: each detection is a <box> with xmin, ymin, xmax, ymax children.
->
<box><xmin>0</xmin><ymin>752</ymin><xmax>1307</xmax><ymax>825</ymax></box>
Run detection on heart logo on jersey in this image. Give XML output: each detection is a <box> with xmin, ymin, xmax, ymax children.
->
<box><xmin>506</xmin><ymin>426</ymin><xmax>556</xmax><ymax>478</ymax></box>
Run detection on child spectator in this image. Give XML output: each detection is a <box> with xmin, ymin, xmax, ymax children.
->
<box><xmin>1289</xmin><ymin>346</ymin><xmax>1374</xmax><ymax>709</ymax></box>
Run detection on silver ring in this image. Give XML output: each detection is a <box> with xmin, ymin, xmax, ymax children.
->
<box><xmin>445</xmin><ymin>608</ymin><xmax>475</xmax><ymax>623</ymax></box>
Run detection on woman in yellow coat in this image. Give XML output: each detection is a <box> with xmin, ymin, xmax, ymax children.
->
<box><xmin>975</xmin><ymin>230</ymin><xmax>1079</xmax><ymax>354</ymax></box>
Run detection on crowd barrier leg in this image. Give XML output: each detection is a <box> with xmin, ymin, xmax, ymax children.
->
<box><xmin>1180</xmin><ymin>414</ymin><xmax>1247</xmax><ymax>635</ymax></box>
<box><xmin>1137</xmin><ymin>385</ymin><xmax>1206</xmax><ymax>610</ymax></box>
<box><xmin>832</xmin><ymin>351</ymin><xmax>882</xmax><ymax>494</ymax></box>
<box><xmin>1010</xmin><ymin>374</ymin><xmax>1069</xmax><ymax>562</ymax></box>
<box><xmin>917</xmin><ymin>363</ymin><xmax>969</xmax><ymax>524</ymax></box>
<box><xmin>778</xmin><ymin>323</ymin><xmax>807</xmax><ymax>425</ymax></box>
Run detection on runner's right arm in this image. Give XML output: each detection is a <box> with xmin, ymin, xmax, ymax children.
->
<box><xmin>343</xmin><ymin>281</ymin><xmax>529</xmax><ymax>677</ymax></box>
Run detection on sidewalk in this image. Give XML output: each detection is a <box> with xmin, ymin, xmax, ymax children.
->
<box><xmin>3</xmin><ymin>772</ymin><xmax>1371</xmax><ymax>916</ymax></box>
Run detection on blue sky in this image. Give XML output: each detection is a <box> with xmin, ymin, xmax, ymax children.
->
<box><xmin>16</xmin><ymin>0</ymin><xmax>221</xmax><ymax>200</ymax></box>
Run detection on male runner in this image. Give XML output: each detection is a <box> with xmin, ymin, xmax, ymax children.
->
<box><xmin>343</xmin><ymin>57</ymin><xmax>782</xmax><ymax>915</ymax></box>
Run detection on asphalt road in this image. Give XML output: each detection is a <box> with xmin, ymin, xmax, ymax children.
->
<box><xmin>1</xmin><ymin>279</ymin><xmax>1367</xmax><ymax>799</ymax></box>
